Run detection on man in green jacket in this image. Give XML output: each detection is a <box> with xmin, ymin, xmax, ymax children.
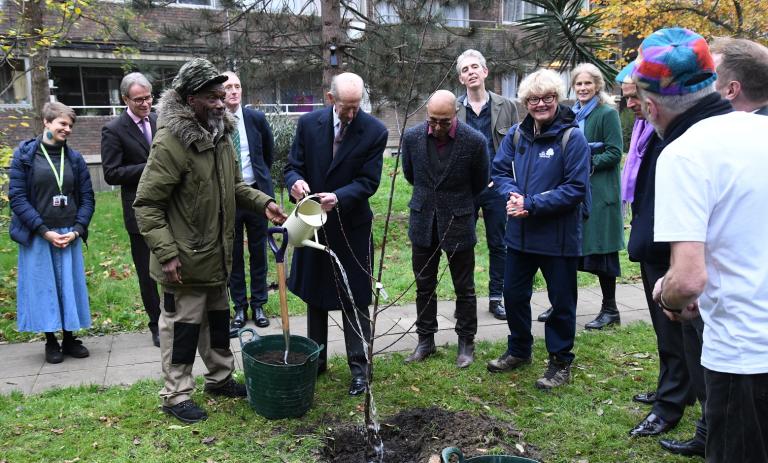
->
<box><xmin>134</xmin><ymin>58</ymin><xmax>286</xmax><ymax>424</ymax></box>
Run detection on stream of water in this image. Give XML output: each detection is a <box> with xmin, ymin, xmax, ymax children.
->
<box><xmin>326</xmin><ymin>249</ymin><xmax>384</xmax><ymax>463</ymax></box>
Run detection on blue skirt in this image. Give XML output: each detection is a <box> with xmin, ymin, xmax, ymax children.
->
<box><xmin>16</xmin><ymin>227</ymin><xmax>91</xmax><ymax>333</ymax></box>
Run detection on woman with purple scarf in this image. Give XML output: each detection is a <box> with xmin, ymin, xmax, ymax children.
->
<box><xmin>538</xmin><ymin>63</ymin><xmax>625</xmax><ymax>329</ymax></box>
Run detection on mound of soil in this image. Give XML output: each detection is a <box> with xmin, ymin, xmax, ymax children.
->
<box><xmin>321</xmin><ymin>407</ymin><xmax>540</xmax><ymax>463</ymax></box>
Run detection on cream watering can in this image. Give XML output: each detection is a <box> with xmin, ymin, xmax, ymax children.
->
<box><xmin>282</xmin><ymin>194</ymin><xmax>328</xmax><ymax>252</ymax></box>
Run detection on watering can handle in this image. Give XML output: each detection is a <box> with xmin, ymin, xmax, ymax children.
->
<box><xmin>441</xmin><ymin>447</ymin><xmax>466</xmax><ymax>463</ymax></box>
<box><xmin>267</xmin><ymin>227</ymin><xmax>289</xmax><ymax>263</ymax></box>
<box><xmin>238</xmin><ymin>328</ymin><xmax>261</xmax><ymax>347</ymax></box>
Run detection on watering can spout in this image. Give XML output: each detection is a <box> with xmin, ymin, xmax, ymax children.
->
<box><xmin>301</xmin><ymin>239</ymin><xmax>328</xmax><ymax>252</ymax></box>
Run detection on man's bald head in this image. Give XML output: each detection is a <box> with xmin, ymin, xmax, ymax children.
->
<box><xmin>426</xmin><ymin>90</ymin><xmax>457</xmax><ymax>140</ymax></box>
<box><xmin>427</xmin><ymin>89</ymin><xmax>457</xmax><ymax>114</ymax></box>
<box><xmin>328</xmin><ymin>72</ymin><xmax>365</xmax><ymax>124</ymax></box>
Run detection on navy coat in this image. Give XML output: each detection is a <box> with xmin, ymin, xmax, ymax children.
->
<box><xmin>492</xmin><ymin>105</ymin><xmax>590</xmax><ymax>257</ymax></box>
<box><xmin>401</xmin><ymin>121</ymin><xmax>489</xmax><ymax>252</ymax></box>
<box><xmin>284</xmin><ymin>107</ymin><xmax>388</xmax><ymax>309</ymax></box>
<box><xmin>101</xmin><ymin>110</ymin><xmax>157</xmax><ymax>234</ymax></box>
<box><xmin>9</xmin><ymin>138</ymin><xmax>95</xmax><ymax>246</ymax></box>
<box><xmin>241</xmin><ymin>106</ymin><xmax>275</xmax><ymax>197</ymax></box>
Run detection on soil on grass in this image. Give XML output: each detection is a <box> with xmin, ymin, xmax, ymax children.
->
<box><xmin>320</xmin><ymin>406</ymin><xmax>540</xmax><ymax>463</ymax></box>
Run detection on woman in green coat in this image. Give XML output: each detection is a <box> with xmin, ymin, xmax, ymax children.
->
<box><xmin>571</xmin><ymin>63</ymin><xmax>625</xmax><ymax>329</ymax></box>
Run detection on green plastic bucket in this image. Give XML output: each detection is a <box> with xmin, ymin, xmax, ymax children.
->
<box><xmin>238</xmin><ymin>328</ymin><xmax>324</xmax><ymax>420</ymax></box>
<box><xmin>441</xmin><ymin>447</ymin><xmax>539</xmax><ymax>463</ymax></box>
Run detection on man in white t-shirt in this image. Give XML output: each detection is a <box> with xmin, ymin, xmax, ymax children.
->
<box><xmin>620</xmin><ymin>27</ymin><xmax>768</xmax><ymax>462</ymax></box>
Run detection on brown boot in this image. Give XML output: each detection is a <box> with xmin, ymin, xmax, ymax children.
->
<box><xmin>456</xmin><ymin>337</ymin><xmax>475</xmax><ymax>368</ymax></box>
<box><xmin>405</xmin><ymin>335</ymin><xmax>436</xmax><ymax>363</ymax></box>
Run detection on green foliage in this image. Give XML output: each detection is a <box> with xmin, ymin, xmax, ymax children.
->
<box><xmin>0</xmin><ymin>324</ymin><xmax>698</xmax><ymax>462</ymax></box>
<box><xmin>619</xmin><ymin>108</ymin><xmax>636</xmax><ymax>152</ymax></box>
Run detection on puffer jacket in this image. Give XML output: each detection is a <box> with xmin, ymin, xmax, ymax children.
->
<box><xmin>9</xmin><ymin>138</ymin><xmax>95</xmax><ymax>246</ymax></box>
<box><xmin>491</xmin><ymin>105</ymin><xmax>591</xmax><ymax>256</ymax></box>
<box><xmin>133</xmin><ymin>89</ymin><xmax>273</xmax><ymax>287</ymax></box>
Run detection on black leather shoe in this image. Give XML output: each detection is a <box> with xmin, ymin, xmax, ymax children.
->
<box><xmin>253</xmin><ymin>306</ymin><xmax>270</xmax><ymax>328</ymax></box>
<box><xmin>659</xmin><ymin>437</ymin><xmax>706</xmax><ymax>457</ymax></box>
<box><xmin>205</xmin><ymin>378</ymin><xmax>247</xmax><ymax>398</ymax></box>
<box><xmin>629</xmin><ymin>413</ymin><xmax>677</xmax><ymax>437</ymax></box>
<box><xmin>231</xmin><ymin>308</ymin><xmax>246</xmax><ymax>330</ymax></box>
<box><xmin>585</xmin><ymin>309</ymin><xmax>621</xmax><ymax>330</ymax></box>
<box><xmin>489</xmin><ymin>300</ymin><xmax>507</xmax><ymax>320</ymax></box>
<box><xmin>633</xmin><ymin>391</ymin><xmax>656</xmax><ymax>405</ymax></box>
<box><xmin>404</xmin><ymin>335</ymin><xmax>436</xmax><ymax>363</ymax></box>
<box><xmin>45</xmin><ymin>343</ymin><xmax>63</xmax><ymax>364</ymax></box>
<box><xmin>456</xmin><ymin>337</ymin><xmax>475</xmax><ymax>369</ymax></box>
<box><xmin>349</xmin><ymin>376</ymin><xmax>367</xmax><ymax>396</ymax></box>
<box><xmin>487</xmin><ymin>353</ymin><xmax>531</xmax><ymax>373</ymax></box>
<box><xmin>162</xmin><ymin>399</ymin><xmax>208</xmax><ymax>424</ymax></box>
<box><xmin>537</xmin><ymin>307</ymin><xmax>553</xmax><ymax>322</ymax></box>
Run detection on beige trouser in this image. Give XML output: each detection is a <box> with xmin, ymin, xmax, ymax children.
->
<box><xmin>159</xmin><ymin>284</ymin><xmax>234</xmax><ymax>406</ymax></box>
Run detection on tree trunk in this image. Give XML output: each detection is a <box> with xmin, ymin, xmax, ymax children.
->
<box><xmin>27</xmin><ymin>0</ymin><xmax>50</xmax><ymax>133</ymax></box>
<box><xmin>321</xmin><ymin>0</ymin><xmax>342</xmax><ymax>92</ymax></box>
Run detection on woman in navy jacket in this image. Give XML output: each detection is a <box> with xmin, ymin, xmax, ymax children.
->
<box><xmin>9</xmin><ymin>102</ymin><xmax>95</xmax><ymax>364</ymax></box>
<box><xmin>486</xmin><ymin>69</ymin><xmax>591</xmax><ymax>390</ymax></box>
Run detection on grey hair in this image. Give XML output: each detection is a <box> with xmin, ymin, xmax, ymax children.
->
<box><xmin>120</xmin><ymin>72</ymin><xmax>152</xmax><ymax>98</ymax></box>
<box><xmin>330</xmin><ymin>72</ymin><xmax>364</xmax><ymax>99</ymax></box>
<box><xmin>517</xmin><ymin>69</ymin><xmax>566</xmax><ymax>103</ymax></box>
<box><xmin>455</xmin><ymin>49</ymin><xmax>487</xmax><ymax>75</ymax></box>
<box><xmin>571</xmin><ymin>63</ymin><xmax>613</xmax><ymax>105</ymax></box>
<box><xmin>637</xmin><ymin>83</ymin><xmax>716</xmax><ymax>117</ymax></box>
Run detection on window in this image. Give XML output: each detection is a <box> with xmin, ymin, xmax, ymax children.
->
<box><xmin>173</xmin><ymin>0</ymin><xmax>219</xmax><ymax>8</ymax></box>
<box><xmin>501</xmin><ymin>72</ymin><xmax>518</xmax><ymax>100</ymax></box>
<box><xmin>502</xmin><ymin>0</ymin><xmax>543</xmax><ymax>23</ymax></box>
<box><xmin>264</xmin><ymin>0</ymin><xmax>320</xmax><ymax>15</ymax></box>
<box><xmin>0</xmin><ymin>58</ymin><xmax>30</xmax><ymax>106</ymax></box>
<box><xmin>373</xmin><ymin>1</ymin><xmax>469</xmax><ymax>27</ymax></box>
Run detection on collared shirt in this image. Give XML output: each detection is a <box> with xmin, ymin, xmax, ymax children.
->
<box><xmin>332</xmin><ymin>107</ymin><xmax>353</xmax><ymax>139</ymax></box>
<box><xmin>463</xmin><ymin>93</ymin><xmax>494</xmax><ymax>158</ymax></box>
<box><xmin>230</xmin><ymin>105</ymin><xmax>255</xmax><ymax>185</ymax></box>
<box><xmin>427</xmin><ymin>117</ymin><xmax>458</xmax><ymax>156</ymax></box>
<box><xmin>126</xmin><ymin>107</ymin><xmax>152</xmax><ymax>140</ymax></box>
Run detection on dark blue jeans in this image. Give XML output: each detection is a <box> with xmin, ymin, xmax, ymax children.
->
<box><xmin>474</xmin><ymin>187</ymin><xmax>507</xmax><ymax>300</ymax></box>
<box><xmin>503</xmin><ymin>249</ymin><xmax>578</xmax><ymax>363</ymax></box>
<box><xmin>229</xmin><ymin>207</ymin><xmax>268</xmax><ymax>311</ymax></box>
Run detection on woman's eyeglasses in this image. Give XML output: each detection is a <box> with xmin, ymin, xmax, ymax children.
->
<box><xmin>526</xmin><ymin>94</ymin><xmax>557</xmax><ymax>105</ymax></box>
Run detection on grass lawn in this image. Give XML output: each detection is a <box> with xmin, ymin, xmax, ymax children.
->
<box><xmin>0</xmin><ymin>157</ymin><xmax>640</xmax><ymax>343</ymax></box>
<box><xmin>0</xmin><ymin>324</ymin><xmax>700</xmax><ymax>462</ymax></box>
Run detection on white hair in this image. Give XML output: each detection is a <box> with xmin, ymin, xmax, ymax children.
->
<box><xmin>517</xmin><ymin>69</ymin><xmax>566</xmax><ymax>103</ymax></box>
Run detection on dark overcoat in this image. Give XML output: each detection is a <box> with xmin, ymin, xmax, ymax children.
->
<box><xmin>242</xmin><ymin>107</ymin><xmax>275</xmax><ymax>197</ymax></box>
<box><xmin>401</xmin><ymin>122</ymin><xmax>489</xmax><ymax>252</ymax></box>
<box><xmin>284</xmin><ymin>107</ymin><xmax>388</xmax><ymax>309</ymax></box>
<box><xmin>101</xmin><ymin>111</ymin><xmax>158</xmax><ymax>234</ymax></box>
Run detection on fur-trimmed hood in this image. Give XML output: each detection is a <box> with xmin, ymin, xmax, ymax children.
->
<box><xmin>156</xmin><ymin>88</ymin><xmax>235</xmax><ymax>149</ymax></box>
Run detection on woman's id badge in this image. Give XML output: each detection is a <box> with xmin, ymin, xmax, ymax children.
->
<box><xmin>52</xmin><ymin>194</ymin><xmax>68</xmax><ymax>207</ymax></box>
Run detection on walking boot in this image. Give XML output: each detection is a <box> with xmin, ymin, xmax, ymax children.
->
<box><xmin>404</xmin><ymin>335</ymin><xmax>436</xmax><ymax>363</ymax></box>
<box><xmin>537</xmin><ymin>307</ymin><xmax>553</xmax><ymax>322</ymax></box>
<box><xmin>535</xmin><ymin>355</ymin><xmax>571</xmax><ymax>390</ymax></box>
<box><xmin>585</xmin><ymin>299</ymin><xmax>620</xmax><ymax>330</ymax></box>
<box><xmin>456</xmin><ymin>337</ymin><xmax>475</xmax><ymax>368</ymax></box>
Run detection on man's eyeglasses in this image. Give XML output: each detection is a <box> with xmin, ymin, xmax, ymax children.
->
<box><xmin>526</xmin><ymin>94</ymin><xmax>557</xmax><ymax>106</ymax></box>
<box><xmin>130</xmin><ymin>96</ymin><xmax>153</xmax><ymax>105</ymax></box>
<box><xmin>426</xmin><ymin>118</ymin><xmax>453</xmax><ymax>128</ymax></box>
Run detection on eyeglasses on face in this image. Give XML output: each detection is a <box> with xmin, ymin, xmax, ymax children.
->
<box><xmin>130</xmin><ymin>95</ymin><xmax>153</xmax><ymax>105</ymax></box>
<box><xmin>426</xmin><ymin>118</ymin><xmax>453</xmax><ymax>128</ymax></box>
<box><xmin>526</xmin><ymin>94</ymin><xmax>557</xmax><ymax>105</ymax></box>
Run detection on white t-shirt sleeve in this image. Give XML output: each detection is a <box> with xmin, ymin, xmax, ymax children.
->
<box><xmin>654</xmin><ymin>147</ymin><xmax>710</xmax><ymax>243</ymax></box>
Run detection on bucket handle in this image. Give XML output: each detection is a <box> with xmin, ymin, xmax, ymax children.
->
<box><xmin>267</xmin><ymin>227</ymin><xmax>289</xmax><ymax>263</ymax></box>
<box><xmin>302</xmin><ymin>343</ymin><xmax>325</xmax><ymax>366</ymax></box>
<box><xmin>238</xmin><ymin>328</ymin><xmax>261</xmax><ymax>347</ymax></box>
<box><xmin>441</xmin><ymin>447</ymin><xmax>466</xmax><ymax>463</ymax></box>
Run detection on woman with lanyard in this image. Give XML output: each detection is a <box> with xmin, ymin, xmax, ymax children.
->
<box><xmin>9</xmin><ymin>102</ymin><xmax>95</xmax><ymax>364</ymax></box>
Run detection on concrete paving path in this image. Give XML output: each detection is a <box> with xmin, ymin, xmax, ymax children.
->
<box><xmin>0</xmin><ymin>283</ymin><xmax>652</xmax><ymax>395</ymax></box>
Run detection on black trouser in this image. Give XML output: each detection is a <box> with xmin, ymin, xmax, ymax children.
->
<box><xmin>704</xmin><ymin>368</ymin><xmax>768</xmax><ymax>462</ymax></box>
<box><xmin>640</xmin><ymin>261</ymin><xmax>695</xmax><ymax>423</ymax></box>
<box><xmin>411</xmin><ymin>227</ymin><xmax>477</xmax><ymax>339</ymax></box>
<box><xmin>307</xmin><ymin>302</ymin><xmax>370</xmax><ymax>379</ymax></box>
<box><xmin>229</xmin><ymin>207</ymin><xmax>268</xmax><ymax>313</ymax></box>
<box><xmin>504</xmin><ymin>249</ymin><xmax>578</xmax><ymax>364</ymax></box>
<box><xmin>128</xmin><ymin>232</ymin><xmax>160</xmax><ymax>332</ymax></box>
<box><xmin>683</xmin><ymin>316</ymin><xmax>707</xmax><ymax>440</ymax></box>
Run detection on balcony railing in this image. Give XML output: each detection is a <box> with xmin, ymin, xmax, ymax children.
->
<box><xmin>68</xmin><ymin>103</ymin><xmax>324</xmax><ymax>117</ymax></box>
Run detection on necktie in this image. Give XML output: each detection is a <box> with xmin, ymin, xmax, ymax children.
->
<box><xmin>140</xmin><ymin>118</ymin><xmax>152</xmax><ymax>145</ymax></box>
<box><xmin>333</xmin><ymin>121</ymin><xmax>347</xmax><ymax>157</ymax></box>
<box><xmin>231</xmin><ymin>119</ymin><xmax>242</xmax><ymax>171</ymax></box>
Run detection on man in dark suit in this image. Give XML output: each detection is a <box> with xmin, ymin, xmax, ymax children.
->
<box><xmin>284</xmin><ymin>72</ymin><xmax>388</xmax><ymax>396</ymax></box>
<box><xmin>401</xmin><ymin>89</ymin><xmax>489</xmax><ymax>369</ymax></box>
<box><xmin>101</xmin><ymin>72</ymin><xmax>161</xmax><ymax>347</ymax></box>
<box><xmin>222</xmin><ymin>71</ymin><xmax>274</xmax><ymax>334</ymax></box>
